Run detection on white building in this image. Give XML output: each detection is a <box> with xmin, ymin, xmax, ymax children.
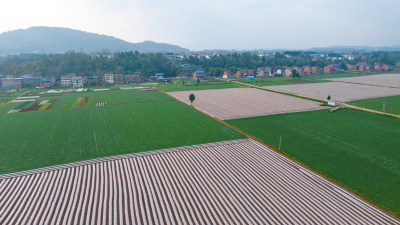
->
<box><xmin>61</xmin><ymin>75</ymin><xmax>72</xmax><ymax>87</ymax></box>
<box><xmin>72</xmin><ymin>76</ymin><xmax>83</xmax><ymax>88</ymax></box>
<box><xmin>104</xmin><ymin>74</ymin><xmax>114</xmax><ymax>84</ymax></box>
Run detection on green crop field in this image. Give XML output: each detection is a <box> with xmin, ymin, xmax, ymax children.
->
<box><xmin>0</xmin><ymin>100</ymin><xmax>36</xmax><ymax>114</ymax></box>
<box><xmin>349</xmin><ymin>95</ymin><xmax>400</xmax><ymax>115</ymax></box>
<box><xmin>40</xmin><ymin>89</ymin><xmax>175</xmax><ymax>110</ymax></box>
<box><xmin>227</xmin><ymin>109</ymin><xmax>400</xmax><ymax>215</ymax></box>
<box><xmin>157</xmin><ymin>79</ymin><xmax>246</xmax><ymax>92</ymax></box>
<box><xmin>0</xmin><ymin>101</ymin><xmax>244</xmax><ymax>174</ymax></box>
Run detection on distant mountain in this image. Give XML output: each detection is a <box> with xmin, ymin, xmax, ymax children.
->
<box><xmin>0</xmin><ymin>26</ymin><xmax>190</xmax><ymax>55</ymax></box>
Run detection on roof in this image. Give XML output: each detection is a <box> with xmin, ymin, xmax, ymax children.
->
<box><xmin>155</xmin><ymin>73</ymin><xmax>164</xmax><ymax>76</ymax></box>
<box><xmin>22</xmin><ymin>75</ymin><xmax>33</xmax><ymax>79</ymax></box>
<box><xmin>0</xmin><ymin>139</ymin><xmax>397</xmax><ymax>224</ymax></box>
<box><xmin>41</xmin><ymin>79</ymin><xmax>52</xmax><ymax>82</ymax></box>
<box><xmin>195</xmin><ymin>71</ymin><xmax>204</xmax><ymax>73</ymax></box>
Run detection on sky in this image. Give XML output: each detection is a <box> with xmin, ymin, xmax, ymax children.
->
<box><xmin>1</xmin><ymin>0</ymin><xmax>400</xmax><ymax>50</ymax></box>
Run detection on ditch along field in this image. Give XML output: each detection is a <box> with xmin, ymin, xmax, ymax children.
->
<box><xmin>169</xmin><ymin>88</ymin><xmax>325</xmax><ymax>120</ymax></box>
<box><xmin>227</xmin><ymin>109</ymin><xmax>400</xmax><ymax>215</ymax></box>
<box><xmin>265</xmin><ymin>82</ymin><xmax>400</xmax><ymax>102</ymax></box>
<box><xmin>239</xmin><ymin>77</ymin><xmax>330</xmax><ymax>86</ymax></box>
<box><xmin>157</xmin><ymin>78</ymin><xmax>246</xmax><ymax>92</ymax></box>
<box><xmin>0</xmin><ymin>139</ymin><xmax>398</xmax><ymax>224</ymax></box>
<box><xmin>348</xmin><ymin>95</ymin><xmax>400</xmax><ymax>115</ymax></box>
<box><xmin>328</xmin><ymin>73</ymin><xmax>400</xmax><ymax>88</ymax></box>
<box><xmin>0</xmin><ymin>101</ymin><xmax>244</xmax><ymax>174</ymax></box>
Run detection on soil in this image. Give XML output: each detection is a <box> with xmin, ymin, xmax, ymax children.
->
<box><xmin>20</xmin><ymin>103</ymin><xmax>42</xmax><ymax>112</ymax></box>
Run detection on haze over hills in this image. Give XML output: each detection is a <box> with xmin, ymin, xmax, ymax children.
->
<box><xmin>0</xmin><ymin>26</ymin><xmax>190</xmax><ymax>55</ymax></box>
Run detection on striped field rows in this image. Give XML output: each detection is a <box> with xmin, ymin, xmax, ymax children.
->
<box><xmin>169</xmin><ymin>88</ymin><xmax>325</xmax><ymax>120</ymax></box>
<box><xmin>0</xmin><ymin>139</ymin><xmax>398</xmax><ymax>224</ymax></box>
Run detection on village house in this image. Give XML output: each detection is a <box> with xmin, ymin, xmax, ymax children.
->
<box><xmin>302</xmin><ymin>66</ymin><xmax>311</xmax><ymax>75</ymax></box>
<box><xmin>257</xmin><ymin>67</ymin><xmax>271</xmax><ymax>77</ymax></box>
<box><xmin>22</xmin><ymin>75</ymin><xmax>41</xmax><ymax>88</ymax></box>
<box><xmin>283</xmin><ymin>68</ymin><xmax>292</xmax><ymax>77</ymax></box>
<box><xmin>124</xmin><ymin>74</ymin><xmax>141</xmax><ymax>83</ymax></box>
<box><xmin>40</xmin><ymin>79</ymin><xmax>52</xmax><ymax>88</ymax></box>
<box><xmin>114</xmin><ymin>74</ymin><xmax>124</xmax><ymax>84</ymax></box>
<box><xmin>87</xmin><ymin>76</ymin><xmax>101</xmax><ymax>86</ymax></box>
<box><xmin>395</xmin><ymin>62</ymin><xmax>400</xmax><ymax>67</ymax></box>
<box><xmin>193</xmin><ymin>71</ymin><xmax>206</xmax><ymax>80</ymax></box>
<box><xmin>236</xmin><ymin>70</ymin><xmax>254</xmax><ymax>78</ymax></box>
<box><xmin>71</xmin><ymin>76</ymin><xmax>84</xmax><ymax>88</ymax></box>
<box><xmin>311</xmin><ymin>66</ymin><xmax>322</xmax><ymax>74</ymax></box>
<box><xmin>347</xmin><ymin>64</ymin><xmax>357</xmax><ymax>71</ymax></box>
<box><xmin>222</xmin><ymin>71</ymin><xmax>232</xmax><ymax>79</ymax></box>
<box><xmin>61</xmin><ymin>74</ymin><xmax>83</xmax><ymax>87</ymax></box>
<box><xmin>104</xmin><ymin>74</ymin><xmax>114</xmax><ymax>84</ymax></box>
<box><xmin>358</xmin><ymin>63</ymin><xmax>370</xmax><ymax>72</ymax></box>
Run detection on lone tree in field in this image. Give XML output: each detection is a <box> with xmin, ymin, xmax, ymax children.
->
<box><xmin>327</xmin><ymin>95</ymin><xmax>331</xmax><ymax>101</ymax></box>
<box><xmin>189</xmin><ymin>93</ymin><xmax>195</xmax><ymax>105</ymax></box>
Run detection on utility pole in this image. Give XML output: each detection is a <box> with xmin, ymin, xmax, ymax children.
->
<box><xmin>279</xmin><ymin>136</ymin><xmax>282</xmax><ymax>149</ymax></box>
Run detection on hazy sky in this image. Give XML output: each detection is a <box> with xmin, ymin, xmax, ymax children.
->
<box><xmin>1</xmin><ymin>0</ymin><xmax>400</xmax><ymax>50</ymax></box>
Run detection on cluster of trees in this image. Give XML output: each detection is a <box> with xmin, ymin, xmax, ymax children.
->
<box><xmin>0</xmin><ymin>51</ymin><xmax>179</xmax><ymax>79</ymax></box>
<box><xmin>185</xmin><ymin>51</ymin><xmax>400</xmax><ymax>76</ymax></box>
<box><xmin>1</xmin><ymin>51</ymin><xmax>399</xmax><ymax>79</ymax></box>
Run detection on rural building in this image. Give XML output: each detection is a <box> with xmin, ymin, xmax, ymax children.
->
<box><xmin>374</xmin><ymin>63</ymin><xmax>382</xmax><ymax>71</ymax></box>
<box><xmin>124</xmin><ymin>74</ymin><xmax>141</xmax><ymax>83</ymax></box>
<box><xmin>22</xmin><ymin>75</ymin><xmax>41</xmax><ymax>87</ymax></box>
<box><xmin>104</xmin><ymin>74</ymin><xmax>114</xmax><ymax>84</ymax></box>
<box><xmin>87</xmin><ymin>76</ymin><xmax>101</xmax><ymax>86</ymax></box>
<box><xmin>276</xmin><ymin>69</ymin><xmax>283</xmax><ymax>76</ymax></box>
<box><xmin>358</xmin><ymin>63</ymin><xmax>370</xmax><ymax>72</ymax></box>
<box><xmin>222</xmin><ymin>71</ymin><xmax>232</xmax><ymax>79</ymax></box>
<box><xmin>72</xmin><ymin>76</ymin><xmax>84</xmax><ymax>88</ymax></box>
<box><xmin>283</xmin><ymin>68</ymin><xmax>292</xmax><ymax>77</ymax></box>
<box><xmin>236</xmin><ymin>70</ymin><xmax>254</xmax><ymax>78</ymax></box>
<box><xmin>257</xmin><ymin>67</ymin><xmax>271</xmax><ymax>77</ymax></box>
<box><xmin>382</xmin><ymin>64</ymin><xmax>389</xmax><ymax>71</ymax></box>
<box><xmin>40</xmin><ymin>79</ymin><xmax>52</xmax><ymax>88</ymax></box>
<box><xmin>61</xmin><ymin>75</ymin><xmax>72</xmax><ymax>87</ymax></box>
<box><xmin>155</xmin><ymin>73</ymin><xmax>164</xmax><ymax>79</ymax></box>
<box><xmin>347</xmin><ymin>64</ymin><xmax>357</xmax><ymax>71</ymax></box>
<box><xmin>395</xmin><ymin>62</ymin><xmax>400</xmax><ymax>67</ymax></box>
<box><xmin>1</xmin><ymin>78</ymin><xmax>14</xmax><ymax>87</ymax></box>
<box><xmin>61</xmin><ymin>74</ymin><xmax>83</xmax><ymax>87</ymax></box>
<box><xmin>311</xmin><ymin>66</ymin><xmax>322</xmax><ymax>74</ymax></box>
<box><xmin>302</xmin><ymin>66</ymin><xmax>311</xmax><ymax>74</ymax></box>
<box><xmin>114</xmin><ymin>74</ymin><xmax>124</xmax><ymax>84</ymax></box>
<box><xmin>324</xmin><ymin>65</ymin><xmax>334</xmax><ymax>74</ymax></box>
<box><xmin>193</xmin><ymin>71</ymin><xmax>206</xmax><ymax>80</ymax></box>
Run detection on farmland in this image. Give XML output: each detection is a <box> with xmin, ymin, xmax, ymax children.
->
<box><xmin>328</xmin><ymin>73</ymin><xmax>400</xmax><ymax>88</ymax></box>
<box><xmin>227</xmin><ymin>109</ymin><xmax>400</xmax><ymax>215</ymax></box>
<box><xmin>1</xmin><ymin>139</ymin><xmax>397</xmax><ymax>224</ymax></box>
<box><xmin>266</xmin><ymin>82</ymin><xmax>400</xmax><ymax>102</ymax></box>
<box><xmin>349</xmin><ymin>95</ymin><xmax>400</xmax><ymax>115</ymax></box>
<box><xmin>169</xmin><ymin>88</ymin><xmax>326</xmax><ymax>120</ymax></box>
<box><xmin>156</xmin><ymin>78</ymin><xmax>246</xmax><ymax>92</ymax></box>
<box><xmin>0</xmin><ymin>101</ymin><xmax>244</xmax><ymax>174</ymax></box>
<box><xmin>0</xmin><ymin>89</ymin><xmax>175</xmax><ymax>113</ymax></box>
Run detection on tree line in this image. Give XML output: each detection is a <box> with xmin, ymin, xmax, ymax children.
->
<box><xmin>0</xmin><ymin>51</ymin><xmax>179</xmax><ymax>78</ymax></box>
<box><xmin>0</xmin><ymin>51</ymin><xmax>399</xmax><ymax>78</ymax></box>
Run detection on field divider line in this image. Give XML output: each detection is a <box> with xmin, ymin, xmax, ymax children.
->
<box><xmin>0</xmin><ymin>139</ymin><xmax>248</xmax><ymax>181</ymax></box>
<box><xmin>158</xmin><ymin>87</ymin><xmax>400</xmax><ymax>220</ymax></box>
